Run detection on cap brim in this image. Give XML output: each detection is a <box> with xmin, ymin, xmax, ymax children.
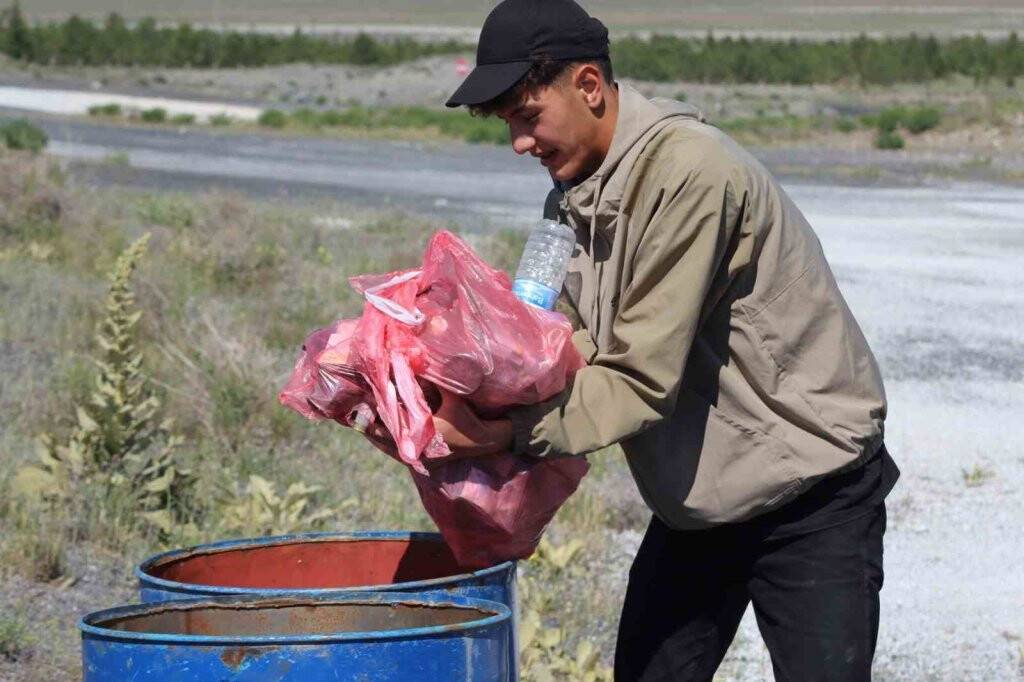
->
<box><xmin>445</xmin><ymin>60</ymin><xmax>532</xmax><ymax>108</ymax></box>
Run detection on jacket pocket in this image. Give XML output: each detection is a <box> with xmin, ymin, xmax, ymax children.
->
<box><xmin>741</xmin><ymin>264</ymin><xmax>836</xmax><ymax>436</ymax></box>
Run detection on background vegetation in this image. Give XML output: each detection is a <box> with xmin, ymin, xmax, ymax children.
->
<box><xmin>1</xmin><ymin>3</ymin><xmax>1022</xmax><ymax>85</ymax></box>
<box><xmin>614</xmin><ymin>32</ymin><xmax>1024</xmax><ymax>86</ymax></box>
<box><xmin>0</xmin><ymin>147</ymin><xmax>631</xmax><ymax>679</ymax></box>
<box><xmin>0</xmin><ymin>3</ymin><xmax>467</xmax><ymax>68</ymax></box>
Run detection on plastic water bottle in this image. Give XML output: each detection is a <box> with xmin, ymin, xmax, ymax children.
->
<box><xmin>512</xmin><ymin>219</ymin><xmax>576</xmax><ymax>310</ymax></box>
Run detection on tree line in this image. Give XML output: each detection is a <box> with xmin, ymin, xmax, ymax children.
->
<box><xmin>1</xmin><ymin>3</ymin><xmax>1021</xmax><ymax>85</ymax></box>
<box><xmin>613</xmin><ymin>32</ymin><xmax>1023</xmax><ymax>86</ymax></box>
<box><xmin>0</xmin><ymin>3</ymin><xmax>466</xmax><ymax>68</ymax></box>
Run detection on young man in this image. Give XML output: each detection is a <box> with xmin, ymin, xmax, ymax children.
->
<box><xmin>437</xmin><ymin>1</ymin><xmax>899</xmax><ymax>680</ymax></box>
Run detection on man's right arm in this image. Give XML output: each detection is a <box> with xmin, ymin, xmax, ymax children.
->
<box><xmin>508</xmin><ymin>147</ymin><xmax>745</xmax><ymax>458</ymax></box>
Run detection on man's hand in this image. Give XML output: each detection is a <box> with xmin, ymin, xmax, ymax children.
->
<box><xmin>432</xmin><ymin>389</ymin><xmax>513</xmax><ymax>459</ymax></box>
<box><xmin>362</xmin><ymin>420</ymin><xmax>402</xmax><ymax>463</ymax></box>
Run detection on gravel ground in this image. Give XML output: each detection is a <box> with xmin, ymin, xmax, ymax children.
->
<box><xmin>733</xmin><ymin>182</ymin><xmax>1024</xmax><ymax>680</ymax></box>
<box><xmin>0</xmin><ymin>548</ymin><xmax>134</xmax><ymax>681</ymax></box>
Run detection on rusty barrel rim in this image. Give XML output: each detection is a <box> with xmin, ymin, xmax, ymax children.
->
<box><xmin>79</xmin><ymin>592</ymin><xmax>512</xmax><ymax>646</ymax></box>
<box><xmin>135</xmin><ymin>530</ymin><xmax>516</xmax><ymax>597</ymax></box>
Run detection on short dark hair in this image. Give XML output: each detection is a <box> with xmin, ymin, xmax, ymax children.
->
<box><xmin>469</xmin><ymin>57</ymin><xmax>614</xmax><ymax>117</ymax></box>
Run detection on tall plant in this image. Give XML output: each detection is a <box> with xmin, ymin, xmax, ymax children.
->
<box><xmin>14</xmin><ymin>234</ymin><xmax>193</xmax><ymax>534</ymax></box>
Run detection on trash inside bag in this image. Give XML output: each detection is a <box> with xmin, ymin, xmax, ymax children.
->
<box><xmin>279</xmin><ymin>230</ymin><xmax>588</xmax><ymax>567</ymax></box>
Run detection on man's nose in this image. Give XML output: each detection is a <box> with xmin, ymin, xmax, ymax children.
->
<box><xmin>509</xmin><ymin>123</ymin><xmax>535</xmax><ymax>155</ymax></box>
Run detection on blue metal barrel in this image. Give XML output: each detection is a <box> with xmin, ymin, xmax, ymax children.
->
<box><xmin>80</xmin><ymin>592</ymin><xmax>511</xmax><ymax>680</ymax></box>
<box><xmin>136</xmin><ymin>531</ymin><xmax>518</xmax><ymax>678</ymax></box>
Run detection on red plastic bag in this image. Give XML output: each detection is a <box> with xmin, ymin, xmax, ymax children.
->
<box><xmin>280</xmin><ymin>230</ymin><xmax>588</xmax><ymax>567</ymax></box>
<box><xmin>278</xmin><ymin>319</ymin><xmax>375</xmax><ymax>430</ymax></box>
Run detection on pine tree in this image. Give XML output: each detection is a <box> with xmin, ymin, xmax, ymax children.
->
<box><xmin>349</xmin><ymin>32</ymin><xmax>383</xmax><ymax>66</ymax></box>
<box><xmin>1002</xmin><ymin>31</ymin><xmax>1021</xmax><ymax>87</ymax></box>
<box><xmin>5</xmin><ymin>1</ymin><xmax>32</xmax><ymax>61</ymax></box>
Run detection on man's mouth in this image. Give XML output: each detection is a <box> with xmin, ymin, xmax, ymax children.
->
<box><xmin>539</xmin><ymin>150</ymin><xmax>558</xmax><ymax>167</ymax></box>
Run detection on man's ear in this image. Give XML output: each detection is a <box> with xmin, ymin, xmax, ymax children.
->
<box><xmin>572</xmin><ymin>64</ymin><xmax>605</xmax><ymax>111</ymax></box>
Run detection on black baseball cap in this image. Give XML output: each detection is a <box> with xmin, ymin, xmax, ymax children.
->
<box><xmin>445</xmin><ymin>0</ymin><xmax>609</xmax><ymax>108</ymax></box>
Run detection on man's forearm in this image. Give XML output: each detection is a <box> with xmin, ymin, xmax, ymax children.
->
<box><xmin>483</xmin><ymin>418</ymin><xmax>514</xmax><ymax>456</ymax></box>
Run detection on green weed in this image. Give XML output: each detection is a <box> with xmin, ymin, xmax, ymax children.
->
<box><xmin>87</xmin><ymin>103</ymin><xmax>122</xmax><ymax>117</ymax></box>
<box><xmin>962</xmin><ymin>464</ymin><xmax>994</xmax><ymax>487</ymax></box>
<box><xmin>836</xmin><ymin>116</ymin><xmax>858</xmax><ymax>133</ymax></box>
<box><xmin>876</xmin><ymin>129</ymin><xmax>906</xmax><ymax>149</ymax></box>
<box><xmin>865</xmin><ymin>105</ymin><xmax>944</xmax><ymax>135</ymax></box>
<box><xmin>0</xmin><ymin>118</ymin><xmax>47</xmax><ymax>153</ymax></box>
<box><xmin>102</xmin><ymin>151</ymin><xmax>131</xmax><ymax>167</ymax></box>
<box><xmin>277</xmin><ymin>105</ymin><xmax>509</xmax><ymax>145</ymax></box>
<box><xmin>215</xmin><ymin>474</ymin><xmax>335</xmax><ymax>538</ymax></box>
<box><xmin>519</xmin><ymin>538</ymin><xmax>614</xmax><ymax>681</ymax></box>
<box><xmin>139</xmin><ymin>108</ymin><xmax>167</xmax><ymax>123</ymax></box>
<box><xmin>258</xmin><ymin>109</ymin><xmax>288</xmax><ymax>128</ymax></box>
<box><xmin>904</xmin><ymin>106</ymin><xmax>943</xmax><ymax>133</ymax></box>
<box><xmin>0</xmin><ymin>609</ymin><xmax>33</xmax><ymax>663</ymax></box>
<box><xmin>0</xmin><ymin>499</ymin><xmax>68</xmax><ymax>583</ymax></box>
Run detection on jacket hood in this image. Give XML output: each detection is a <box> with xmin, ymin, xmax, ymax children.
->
<box><xmin>560</xmin><ymin>83</ymin><xmax>706</xmax><ymax>232</ymax></box>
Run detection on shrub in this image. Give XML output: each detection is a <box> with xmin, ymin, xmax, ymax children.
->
<box><xmin>135</xmin><ymin>194</ymin><xmax>195</xmax><ymax>229</ymax></box>
<box><xmin>519</xmin><ymin>538</ymin><xmax>613</xmax><ymax>681</ymax></box>
<box><xmin>836</xmin><ymin>116</ymin><xmax>857</xmax><ymax>133</ymax></box>
<box><xmin>318</xmin><ymin>109</ymin><xmax>345</xmax><ymax>126</ymax></box>
<box><xmin>875</xmin><ymin>106</ymin><xmax>907</xmax><ymax>133</ymax></box>
<box><xmin>171</xmin><ymin>113</ymin><xmax>196</xmax><ymax>125</ymax></box>
<box><xmin>216</xmin><ymin>475</ymin><xmax>334</xmax><ymax>537</ymax></box>
<box><xmin>140</xmin><ymin>107</ymin><xmax>167</xmax><ymax>123</ymax></box>
<box><xmin>0</xmin><ymin>610</ymin><xmax>33</xmax><ymax>663</ymax></box>
<box><xmin>905</xmin><ymin>106</ymin><xmax>942</xmax><ymax>134</ymax></box>
<box><xmin>0</xmin><ymin>118</ymin><xmax>48</xmax><ymax>153</ymax></box>
<box><xmin>88</xmin><ymin>103</ymin><xmax>123</xmax><ymax>117</ymax></box>
<box><xmin>258</xmin><ymin>109</ymin><xmax>287</xmax><ymax>128</ymax></box>
<box><xmin>291</xmin><ymin>107</ymin><xmax>320</xmax><ymax>127</ymax></box>
<box><xmin>876</xmin><ymin>129</ymin><xmax>905</xmax><ymax>149</ymax></box>
<box><xmin>209</xmin><ymin>113</ymin><xmax>232</xmax><ymax>126</ymax></box>
<box><xmin>0</xmin><ymin>500</ymin><xmax>67</xmax><ymax>583</ymax></box>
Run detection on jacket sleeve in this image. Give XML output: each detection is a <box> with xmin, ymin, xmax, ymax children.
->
<box><xmin>508</xmin><ymin>150</ymin><xmax>744</xmax><ymax>458</ymax></box>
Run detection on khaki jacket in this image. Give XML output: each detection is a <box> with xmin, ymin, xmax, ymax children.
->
<box><xmin>509</xmin><ymin>83</ymin><xmax>886</xmax><ymax>529</ymax></box>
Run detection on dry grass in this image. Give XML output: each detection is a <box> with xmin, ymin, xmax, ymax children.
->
<box><xmin>0</xmin><ymin>146</ymin><xmax>654</xmax><ymax>677</ymax></box>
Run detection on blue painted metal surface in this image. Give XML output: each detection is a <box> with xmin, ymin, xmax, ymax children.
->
<box><xmin>80</xmin><ymin>592</ymin><xmax>511</xmax><ymax>681</ymax></box>
<box><xmin>136</xmin><ymin>531</ymin><xmax>518</xmax><ymax>679</ymax></box>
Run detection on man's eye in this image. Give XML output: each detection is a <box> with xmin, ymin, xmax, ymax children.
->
<box><xmin>526</xmin><ymin>112</ymin><xmax>540</xmax><ymax>123</ymax></box>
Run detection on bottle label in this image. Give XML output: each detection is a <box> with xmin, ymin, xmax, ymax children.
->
<box><xmin>512</xmin><ymin>279</ymin><xmax>558</xmax><ymax>310</ymax></box>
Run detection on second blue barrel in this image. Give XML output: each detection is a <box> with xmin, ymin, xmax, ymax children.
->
<box><xmin>81</xmin><ymin>592</ymin><xmax>510</xmax><ymax>680</ymax></box>
<box><xmin>136</xmin><ymin>531</ymin><xmax>517</xmax><ymax>678</ymax></box>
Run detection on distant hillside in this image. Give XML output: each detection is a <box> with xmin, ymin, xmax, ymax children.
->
<box><xmin>19</xmin><ymin>1</ymin><xmax>1024</xmax><ymax>37</ymax></box>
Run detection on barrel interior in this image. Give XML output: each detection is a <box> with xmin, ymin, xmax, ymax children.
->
<box><xmin>147</xmin><ymin>538</ymin><xmax>469</xmax><ymax>589</ymax></box>
<box><xmin>99</xmin><ymin>600</ymin><xmax>489</xmax><ymax>637</ymax></box>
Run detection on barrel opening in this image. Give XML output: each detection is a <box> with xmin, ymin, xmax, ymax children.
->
<box><xmin>145</xmin><ymin>537</ymin><xmax>468</xmax><ymax>590</ymax></box>
<box><xmin>98</xmin><ymin>599</ymin><xmax>490</xmax><ymax>637</ymax></box>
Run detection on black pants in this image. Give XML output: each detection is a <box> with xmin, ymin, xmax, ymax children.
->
<box><xmin>614</xmin><ymin>504</ymin><xmax>886</xmax><ymax>681</ymax></box>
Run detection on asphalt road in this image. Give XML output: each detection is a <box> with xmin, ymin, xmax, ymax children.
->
<box><xmin>11</xmin><ymin>111</ymin><xmax>553</xmax><ymax>230</ymax></box>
